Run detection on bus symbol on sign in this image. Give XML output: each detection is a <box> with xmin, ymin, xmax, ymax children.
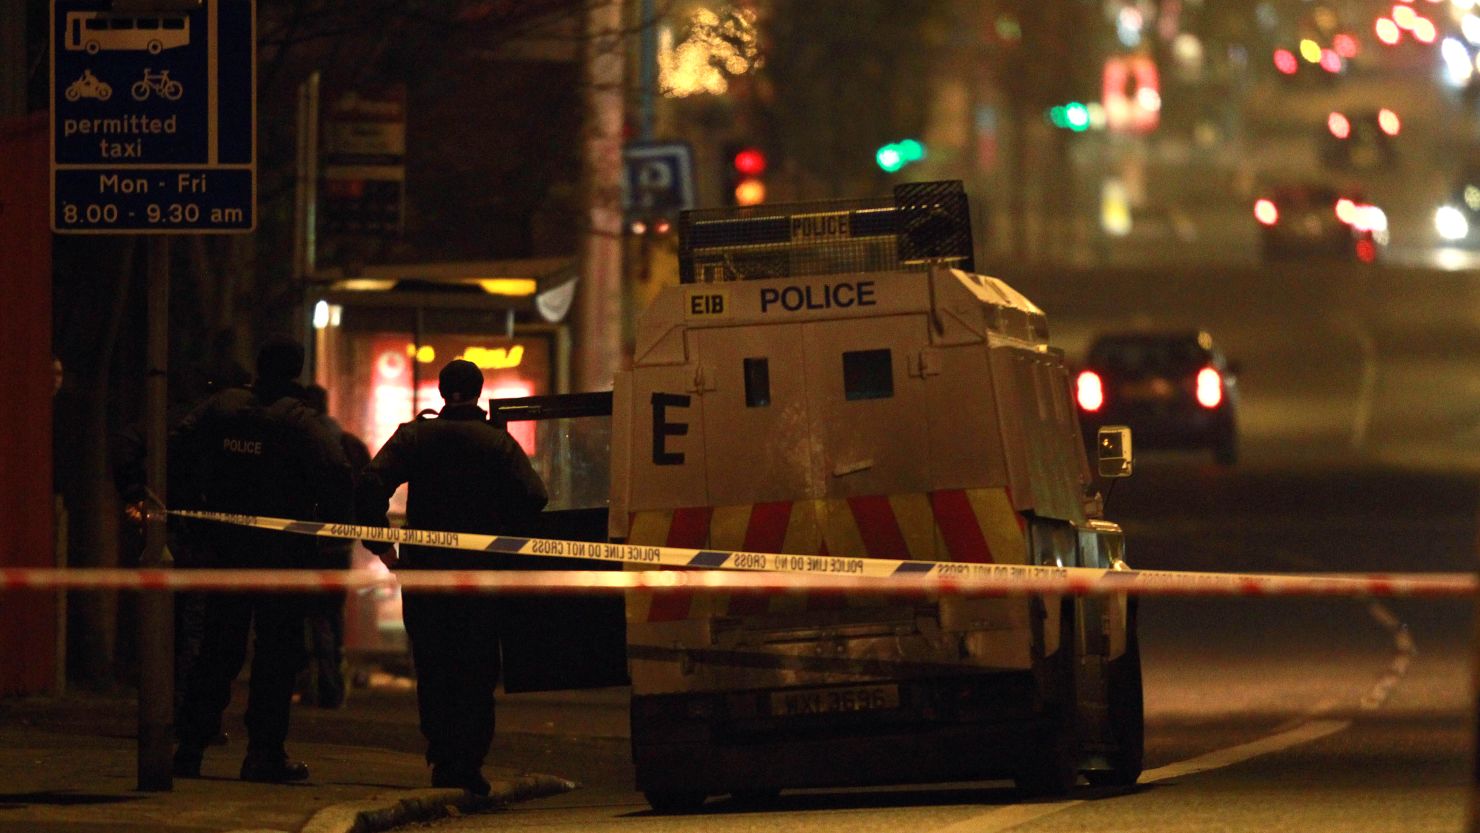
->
<box><xmin>65</xmin><ymin>11</ymin><xmax>191</xmax><ymax>54</ymax></box>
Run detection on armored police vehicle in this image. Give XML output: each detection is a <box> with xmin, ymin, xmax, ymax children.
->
<box><xmin>604</xmin><ymin>182</ymin><xmax>1143</xmax><ymax>811</ymax></box>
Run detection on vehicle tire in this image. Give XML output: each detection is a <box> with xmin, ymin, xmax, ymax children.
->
<box><xmin>1015</xmin><ymin>601</ymin><xmax>1082</xmax><ymax>797</ymax></box>
<box><xmin>1213</xmin><ymin>435</ymin><xmax>1237</xmax><ymax>466</ymax></box>
<box><xmin>730</xmin><ymin>788</ymin><xmax>781</xmax><ymax>806</ymax></box>
<box><xmin>131</xmin><ymin>81</ymin><xmax>151</xmax><ymax>102</ymax></box>
<box><xmin>1085</xmin><ymin>602</ymin><xmax>1144</xmax><ymax>787</ymax></box>
<box><xmin>644</xmin><ymin>790</ymin><xmax>707</xmax><ymax>813</ymax></box>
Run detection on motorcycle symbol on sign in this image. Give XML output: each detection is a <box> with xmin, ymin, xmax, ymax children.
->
<box><xmin>65</xmin><ymin>69</ymin><xmax>112</xmax><ymax>102</ymax></box>
<box><xmin>130</xmin><ymin>68</ymin><xmax>183</xmax><ymax>102</ymax></box>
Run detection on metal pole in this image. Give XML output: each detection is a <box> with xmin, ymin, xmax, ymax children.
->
<box><xmin>138</xmin><ymin>236</ymin><xmax>174</xmax><ymax>792</ymax></box>
<box><xmin>638</xmin><ymin>0</ymin><xmax>656</xmax><ymax>141</ymax></box>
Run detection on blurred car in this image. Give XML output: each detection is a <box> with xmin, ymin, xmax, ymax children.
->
<box><xmin>1433</xmin><ymin>165</ymin><xmax>1480</xmax><ymax>246</ymax></box>
<box><xmin>1254</xmin><ymin>183</ymin><xmax>1387</xmax><ymax>263</ymax></box>
<box><xmin>1075</xmin><ymin>330</ymin><xmax>1240</xmax><ymax>466</ymax></box>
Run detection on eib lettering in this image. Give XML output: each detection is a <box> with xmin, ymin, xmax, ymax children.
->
<box><xmin>685</xmin><ymin>290</ymin><xmax>729</xmax><ymax>318</ymax></box>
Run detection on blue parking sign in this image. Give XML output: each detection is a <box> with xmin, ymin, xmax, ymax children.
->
<box><xmin>51</xmin><ymin>0</ymin><xmax>256</xmax><ymax>233</ymax></box>
<box><xmin>623</xmin><ymin>142</ymin><xmax>694</xmax><ymax>217</ymax></box>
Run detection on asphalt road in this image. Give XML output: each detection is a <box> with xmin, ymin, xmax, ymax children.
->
<box><xmin>405</xmin><ymin>460</ymin><xmax>1473</xmax><ymax>832</ymax></box>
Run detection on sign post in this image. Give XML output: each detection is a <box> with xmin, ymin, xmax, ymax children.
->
<box><xmin>50</xmin><ymin>0</ymin><xmax>256</xmax><ymax>792</ymax></box>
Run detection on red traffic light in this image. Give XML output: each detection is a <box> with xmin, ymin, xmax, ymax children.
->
<box><xmin>733</xmin><ymin>147</ymin><xmax>767</xmax><ymax>176</ymax></box>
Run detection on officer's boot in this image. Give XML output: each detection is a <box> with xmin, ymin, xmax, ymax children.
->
<box><xmin>172</xmin><ymin>743</ymin><xmax>205</xmax><ymax>778</ymax></box>
<box><xmin>240</xmin><ymin>751</ymin><xmax>310</xmax><ymax>783</ymax></box>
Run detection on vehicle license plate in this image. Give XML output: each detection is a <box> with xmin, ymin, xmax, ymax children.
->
<box><xmin>770</xmin><ymin>684</ymin><xmax>900</xmax><ymax>717</ymax></box>
<box><xmin>1121</xmin><ymin>378</ymin><xmax>1175</xmax><ymax>402</ymax></box>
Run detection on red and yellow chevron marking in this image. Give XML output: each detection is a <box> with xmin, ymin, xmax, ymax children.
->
<box><xmin>625</xmin><ymin>488</ymin><xmax>1027</xmax><ymax>623</ymax></box>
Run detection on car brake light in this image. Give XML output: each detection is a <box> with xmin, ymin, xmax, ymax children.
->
<box><xmin>1254</xmin><ymin>199</ymin><xmax>1278</xmax><ymax>225</ymax></box>
<box><xmin>1076</xmin><ymin>370</ymin><xmax>1104</xmax><ymax>412</ymax></box>
<box><xmin>1196</xmin><ymin>367</ymin><xmax>1222</xmax><ymax>409</ymax></box>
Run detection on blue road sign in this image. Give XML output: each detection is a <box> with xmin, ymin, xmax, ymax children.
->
<box><xmin>51</xmin><ymin>0</ymin><xmax>256</xmax><ymax>233</ymax></box>
<box><xmin>622</xmin><ymin>142</ymin><xmax>694</xmax><ymax>217</ymax></box>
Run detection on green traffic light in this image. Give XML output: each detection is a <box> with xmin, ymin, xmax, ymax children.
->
<box><xmin>1065</xmin><ymin>102</ymin><xmax>1090</xmax><ymax>131</ymax></box>
<box><xmin>876</xmin><ymin>144</ymin><xmax>904</xmax><ymax>172</ymax></box>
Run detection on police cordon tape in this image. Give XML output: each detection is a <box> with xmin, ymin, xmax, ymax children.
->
<box><xmin>0</xmin><ymin>509</ymin><xmax>1470</xmax><ymax>597</ymax></box>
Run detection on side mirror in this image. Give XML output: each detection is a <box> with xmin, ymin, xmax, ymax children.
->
<box><xmin>1097</xmin><ymin>426</ymin><xmax>1133</xmax><ymax>478</ymax></box>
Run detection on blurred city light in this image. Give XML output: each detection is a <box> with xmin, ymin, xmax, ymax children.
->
<box><xmin>1467</xmin><ymin>184</ymin><xmax>1480</xmax><ymax>209</ymax></box>
<box><xmin>1254</xmin><ymin>198</ymin><xmax>1279</xmax><ymax>226</ymax></box>
<box><xmin>1048</xmin><ymin>102</ymin><xmax>1092</xmax><ymax>131</ymax></box>
<box><xmin>1414</xmin><ymin>16</ymin><xmax>1438</xmax><ymax>42</ymax></box>
<box><xmin>313</xmin><ymin>300</ymin><xmax>330</xmax><ymax>330</ymax></box>
<box><xmin>1334</xmin><ymin>33</ymin><xmax>1360</xmax><ymax>57</ymax></box>
<box><xmin>733</xmin><ymin>147</ymin><xmax>767</xmax><ymax>176</ymax></box>
<box><xmin>1135</xmin><ymin>87</ymin><xmax>1162</xmax><ymax>112</ymax></box>
<box><xmin>733</xmin><ymin>178</ymin><xmax>766</xmax><ymax>206</ymax></box>
<box><xmin>1436</xmin><ymin>205</ymin><xmax>1470</xmax><ymax>240</ymax></box>
<box><xmin>658</xmin><ymin>6</ymin><xmax>761</xmax><ymax>97</ymax></box>
<box><xmin>1464</xmin><ymin>14</ymin><xmax>1480</xmax><ymax>43</ymax></box>
<box><xmin>1319</xmin><ymin>49</ymin><xmax>1343</xmax><ymax>72</ymax></box>
<box><xmin>1076</xmin><ymin>370</ymin><xmax>1104</xmax><ymax>412</ymax></box>
<box><xmin>1353</xmin><ymin>204</ymin><xmax>1388</xmax><ymax>233</ymax></box>
<box><xmin>1196</xmin><ymin>367</ymin><xmax>1223</xmax><ymax>409</ymax></box>
<box><xmin>876</xmin><ymin>145</ymin><xmax>902</xmax><ymax>172</ymax></box>
<box><xmin>1300</xmin><ymin>38</ymin><xmax>1323</xmax><ymax>62</ymax></box>
<box><xmin>1274</xmin><ymin>48</ymin><xmax>1299</xmax><ymax>74</ymax></box>
<box><xmin>1356</xmin><ymin>239</ymin><xmax>1377</xmax><ymax>262</ymax></box>
<box><xmin>1378</xmin><ymin>108</ymin><xmax>1402</xmax><ymax>135</ymax></box>
<box><xmin>1394</xmin><ymin>4</ymin><xmax>1419</xmax><ymax>28</ymax></box>
<box><xmin>1442</xmin><ymin>36</ymin><xmax>1474</xmax><ymax>84</ymax></box>
<box><xmin>874</xmin><ymin>140</ymin><xmax>926</xmax><ymax>172</ymax></box>
<box><xmin>1336</xmin><ymin>197</ymin><xmax>1358</xmax><ymax>224</ymax></box>
<box><xmin>1376</xmin><ymin>17</ymin><xmax>1402</xmax><ymax>44</ymax></box>
<box><xmin>1116</xmin><ymin>6</ymin><xmax>1144</xmax><ymax>47</ymax></box>
<box><xmin>1101</xmin><ymin>179</ymin><xmax>1132</xmax><ymax>236</ymax></box>
<box><xmin>1328</xmin><ymin>111</ymin><xmax>1352</xmax><ymax>139</ymax></box>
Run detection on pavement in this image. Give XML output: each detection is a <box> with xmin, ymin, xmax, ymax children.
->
<box><xmin>0</xmin><ymin>682</ymin><xmax>579</xmax><ymax>833</ymax></box>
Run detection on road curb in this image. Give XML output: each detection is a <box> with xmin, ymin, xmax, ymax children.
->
<box><xmin>226</xmin><ymin>772</ymin><xmax>577</xmax><ymax>833</ymax></box>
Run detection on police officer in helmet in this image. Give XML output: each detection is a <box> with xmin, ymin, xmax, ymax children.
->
<box><xmin>171</xmin><ymin>336</ymin><xmax>353</xmax><ymax>782</ymax></box>
<box><xmin>357</xmin><ymin>359</ymin><xmax>547</xmax><ymax>794</ymax></box>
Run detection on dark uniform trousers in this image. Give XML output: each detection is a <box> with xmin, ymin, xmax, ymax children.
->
<box><xmin>177</xmin><ymin>590</ymin><xmax>310</xmax><ymax>757</ymax></box>
<box><xmin>402</xmin><ymin>589</ymin><xmax>503</xmax><ymax>771</ymax></box>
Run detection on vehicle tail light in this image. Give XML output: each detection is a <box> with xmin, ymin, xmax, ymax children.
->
<box><xmin>1076</xmin><ymin>370</ymin><xmax>1104</xmax><ymax>412</ymax></box>
<box><xmin>1196</xmin><ymin>367</ymin><xmax>1223</xmax><ymax>409</ymax></box>
<box><xmin>1254</xmin><ymin>199</ymin><xmax>1279</xmax><ymax>226</ymax></box>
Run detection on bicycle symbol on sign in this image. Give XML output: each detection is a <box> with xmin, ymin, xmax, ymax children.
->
<box><xmin>130</xmin><ymin>68</ymin><xmax>183</xmax><ymax>102</ymax></box>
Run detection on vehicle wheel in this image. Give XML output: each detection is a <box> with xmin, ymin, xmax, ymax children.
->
<box><xmin>131</xmin><ymin>81</ymin><xmax>151</xmax><ymax>101</ymax></box>
<box><xmin>1085</xmin><ymin>602</ymin><xmax>1144</xmax><ymax>787</ymax></box>
<box><xmin>163</xmin><ymin>81</ymin><xmax>183</xmax><ymax>101</ymax></box>
<box><xmin>148</xmin><ymin>40</ymin><xmax>162</xmax><ymax>54</ymax></box>
<box><xmin>97</xmin><ymin>85</ymin><xmax>111</xmax><ymax>101</ymax></box>
<box><xmin>1015</xmin><ymin>601</ymin><xmax>1082</xmax><ymax>797</ymax></box>
<box><xmin>85</xmin><ymin>40</ymin><xmax>99</xmax><ymax>54</ymax></box>
<box><xmin>644</xmin><ymin>790</ymin><xmax>707</xmax><ymax>813</ymax></box>
<box><xmin>1213</xmin><ymin>436</ymin><xmax>1238</xmax><ymax>467</ymax></box>
<box><xmin>730</xmin><ymin>788</ymin><xmax>781</xmax><ymax>806</ymax></box>
<box><xmin>66</xmin><ymin>87</ymin><xmax>79</xmax><ymax>102</ymax></box>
